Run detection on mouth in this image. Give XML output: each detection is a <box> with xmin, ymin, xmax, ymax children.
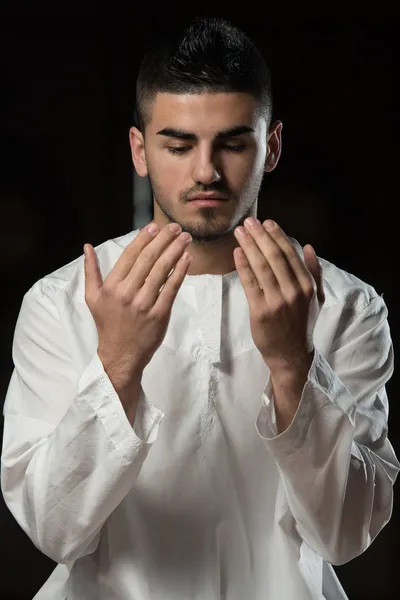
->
<box><xmin>188</xmin><ymin>198</ymin><xmax>228</xmax><ymax>207</ymax></box>
<box><xmin>188</xmin><ymin>194</ymin><xmax>229</xmax><ymax>207</ymax></box>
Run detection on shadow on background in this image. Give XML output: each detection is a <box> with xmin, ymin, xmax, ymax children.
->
<box><xmin>0</xmin><ymin>7</ymin><xmax>398</xmax><ymax>599</ymax></box>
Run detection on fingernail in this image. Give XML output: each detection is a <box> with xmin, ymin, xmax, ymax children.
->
<box><xmin>235</xmin><ymin>227</ymin><xmax>246</xmax><ymax>236</ymax></box>
<box><xmin>147</xmin><ymin>223</ymin><xmax>159</xmax><ymax>234</ymax></box>
<box><xmin>264</xmin><ymin>220</ymin><xmax>276</xmax><ymax>230</ymax></box>
<box><xmin>168</xmin><ymin>223</ymin><xmax>182</xmax><ymax>234</ymax></box>
<box><xmin>244</xmin><ymin>217</ymin><xmax>258</xmax><ymax>227</ymax></box>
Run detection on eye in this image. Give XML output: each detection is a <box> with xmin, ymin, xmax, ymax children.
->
<box><xmin>221</xmin><ymin>144</ymin><xmax>247</xmax><ymax>153</ymax></box>
<box><xmin>167</xmin><ymin>144</ymin><xmax>247</xmax><ymax>155</ymax></box>
<box><xmin>167</xmin><ymin>146</ymin><xmax>191</xmax><ymax>155</ymax></box>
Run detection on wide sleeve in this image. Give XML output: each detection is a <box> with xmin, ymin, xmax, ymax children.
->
<box><xmin>1</xmin><ymin>282</ymin><xmax>164</xmax><ymax>565</ymax></box>
<box><xmin>256</xmin><ymin>294</ymin><xmax>399</xmax><ymax>565</ymax></box>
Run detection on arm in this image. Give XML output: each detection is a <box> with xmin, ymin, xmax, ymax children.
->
<box><xmin>256</xmin><ymin>295</ymin><xmax>399</xmax><ymax>565</ymax></box>
<box><xmin>1</xmin><ymin>282</ymin><xmax>164</xmax><ymax>564</ymax></box>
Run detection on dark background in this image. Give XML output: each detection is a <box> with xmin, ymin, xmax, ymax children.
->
<box><xmin>1</xmin><ymin>5</ymin><xmax>399</xmax><ymax>599</ymax></box>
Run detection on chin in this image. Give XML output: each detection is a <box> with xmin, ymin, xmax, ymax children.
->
<box><xmin>189</xmin><ymin>223</ymin><xmax>235</xmax><ymax>243</ymax></box>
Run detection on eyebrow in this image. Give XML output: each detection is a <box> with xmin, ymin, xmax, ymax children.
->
<box><xmin>156</xmin><ymin>125</ymin><xmax>255</xmax><ymax>141</ymax></box>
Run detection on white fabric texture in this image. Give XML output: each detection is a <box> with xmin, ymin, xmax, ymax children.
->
<box><xmin>1</xmin><ymin>229</ymin><xmax>398</xmax><ymax>600</ymax></box>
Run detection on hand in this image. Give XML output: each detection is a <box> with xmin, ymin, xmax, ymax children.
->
<box><xmin>84</xmin><ymin>222</ymin><xmax>192</xmax><ymax>377</ymax></box>
<box><xmin>233</xmin><ymin>218</ymin><xmax>325</xmax><ymax>373</ymax></box>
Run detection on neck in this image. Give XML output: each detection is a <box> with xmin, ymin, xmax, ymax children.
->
<box><xmin>185</xmin><ymin>233</ymin><xmax>240</xmax><ymax>276</ymax></box>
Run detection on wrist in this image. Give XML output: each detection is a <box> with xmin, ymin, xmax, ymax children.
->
<box><xmin>98</xmin><ymin>347</ymin><xmax>145</xmax><ymax>381</ymax></box>
<box><xmin>267</xmin><ymin>352</ymin><xmax>314</xmax><ymax>434</ymax></box>
<box><xmin>98</xmin><ymin>348</ymin><xmax>144</xmax><ymax>425</ymax></box>
<box><xmin>267</xmin><ymin>349</ymin><xmax>314</xmax><ymax>382</ymax></box>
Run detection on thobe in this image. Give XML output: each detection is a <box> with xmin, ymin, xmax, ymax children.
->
<box><xmin>1</xmin><ymin>229</ymin><xmax>398</xmax><ymax>599</ymax></box>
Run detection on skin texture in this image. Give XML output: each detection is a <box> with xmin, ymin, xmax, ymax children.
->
<box><xmin>129</xmin><ymin>92</ymin><xmax>282</xmax><ymax>276</ymax></box>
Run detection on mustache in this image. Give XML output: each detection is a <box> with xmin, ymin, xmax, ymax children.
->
<box><xmin>182</xmin><ymin>185</ymin><xmax>231</xmax><ymax>200</ymax></box>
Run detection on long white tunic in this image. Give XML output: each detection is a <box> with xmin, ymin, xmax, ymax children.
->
<box><xmin>1</xmin><ymin>229</ymin><xmax>398</xmax><ymax>599</ymax></box>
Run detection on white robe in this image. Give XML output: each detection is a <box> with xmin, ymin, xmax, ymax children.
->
<box><xmin>1</xmin><ymin>229</ymin><xmax>398</xmax><ymax>599</ymax></box>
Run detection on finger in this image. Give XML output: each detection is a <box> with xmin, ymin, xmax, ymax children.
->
<box><xmin>128</xmin><ymin>230</ymin><xmax>192</xmax><ymax>304</ymax></box>
<box><xmin>105</xmin><ymin>222</ymin><xmax>161</xmax><ymax>287</ymax></box>
<box><xmin>84</xmin><ymin>244</ymin><xmax>103</xmax><ymax>304</ymax></box>
<box><xmin>304</xmin><ymin>244</ymin><xmax>325</xmax><ymax>304</ymax></box>
<box><xmin>154</xmin><ymin>250</ymin><xmax>192</xmax><ymax>313</ymax></box>
<box><xmin>122</xmin><ymin>225</ymin><xmax>185</xmax><ymax>295</ymax></box>
<box><xmin>235</xmin><ymin>226</ymin><xmax>281</xmax><ymax>303</ymax></box>
<box><xmin>233</xmin><ymin>246</ymin><xmax>265</xmax><ymax>311</ymax></box>
<box><xmin>260</xmin><ymin>220</ymin><xmax>313</xmax><ymax>294</ymax></box>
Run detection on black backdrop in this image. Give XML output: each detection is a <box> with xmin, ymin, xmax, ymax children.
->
<box><xmin>1</xmin><ymin>5</ymin><xmax>399</xmax><ymax>599</ymax></box>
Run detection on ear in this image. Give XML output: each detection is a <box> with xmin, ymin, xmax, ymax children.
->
<box><xmin>264</xmin><ymin>120</ymin><xmax>283</xmax><ymax>173</ymax></box>
<box><xmin>129</xmin><ymin>126</ymin><xmax>148</xmax><ymax>177</ymax></box>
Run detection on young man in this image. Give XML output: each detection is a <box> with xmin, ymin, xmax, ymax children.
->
<box><xmin>1</xmin><ymin>17</ymin><xmax>398</xmax><ymax>600</ymax></box>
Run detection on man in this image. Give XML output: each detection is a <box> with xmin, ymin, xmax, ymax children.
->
<box><xmin>1</xmin><ymin>16</ymin><xmax>398</xmax><ymax>600</ymax></box>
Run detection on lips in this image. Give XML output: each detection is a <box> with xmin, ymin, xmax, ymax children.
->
<box><xmin>188</xmin><ymin>195</ymin><xmax>229</xmax><ymax>201</ymax></box>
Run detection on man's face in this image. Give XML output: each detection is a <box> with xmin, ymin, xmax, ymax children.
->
<box><xmin>132</xmin><ymin>92</ymin><xmax>270</xmax><ymax>243</ymax></box>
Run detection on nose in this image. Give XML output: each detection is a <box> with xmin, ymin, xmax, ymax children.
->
<box><xmin>191</xmin><ymin>147</ymin><xmax>221</xmax><ymax>186</ymax></box>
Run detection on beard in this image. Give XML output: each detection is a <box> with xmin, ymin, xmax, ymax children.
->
<box><xmin>147</xmin><ymin>169</ymin><xmax>265</xmax><ymax>246</ymax></box>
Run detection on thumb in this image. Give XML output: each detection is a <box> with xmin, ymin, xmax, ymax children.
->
<box><xmin>303</xmin><ymin>244</ymin><xmax>325</xmax><ymax>305</ymax></box>
<box><xmin>83</xmin><ymin>244</ymin><xmax>103</xmax><ymax>305</ymax></box>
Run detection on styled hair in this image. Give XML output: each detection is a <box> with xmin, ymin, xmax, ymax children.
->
<box><xmin>135</xmin><ymin>17</ymin><xmax>273</xmax><ymax>131</ymax></box>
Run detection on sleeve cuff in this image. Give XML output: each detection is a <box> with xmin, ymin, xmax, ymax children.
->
<box><xmin>256</xmin><ymin>347</ymin><xmax>356</xmax><ymax>455</ymax></box>
<box><xmin>77</xmin><ymin>352</ymin><xmax>165</xmax><ymax>462</ymax></box>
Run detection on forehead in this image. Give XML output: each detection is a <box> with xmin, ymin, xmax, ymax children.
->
<box><xmin>147</xmin><ymin>92</ymin><xmax>261</xmax><ymax>135</ymax></box>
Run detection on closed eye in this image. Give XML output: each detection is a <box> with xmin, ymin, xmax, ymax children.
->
<box><xmin>167</xmin><ymin>144</ymin><xmax>247</xmax><ymax>155</ymax></box>
<box><xmin>167</xmin><ymin>146</ymin><xmax>191</xmax><ymax>155</ymax></box>
<box><xmin>222</xmin><ymin>144</ymin><xmax>247</xmax><ymax>153</ymax></box>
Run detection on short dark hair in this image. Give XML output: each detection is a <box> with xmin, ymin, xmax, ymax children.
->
<box><xmin>135</xmin><ymin>17</ymin><xmax>273</xmax><ymax>132</ymax></box>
